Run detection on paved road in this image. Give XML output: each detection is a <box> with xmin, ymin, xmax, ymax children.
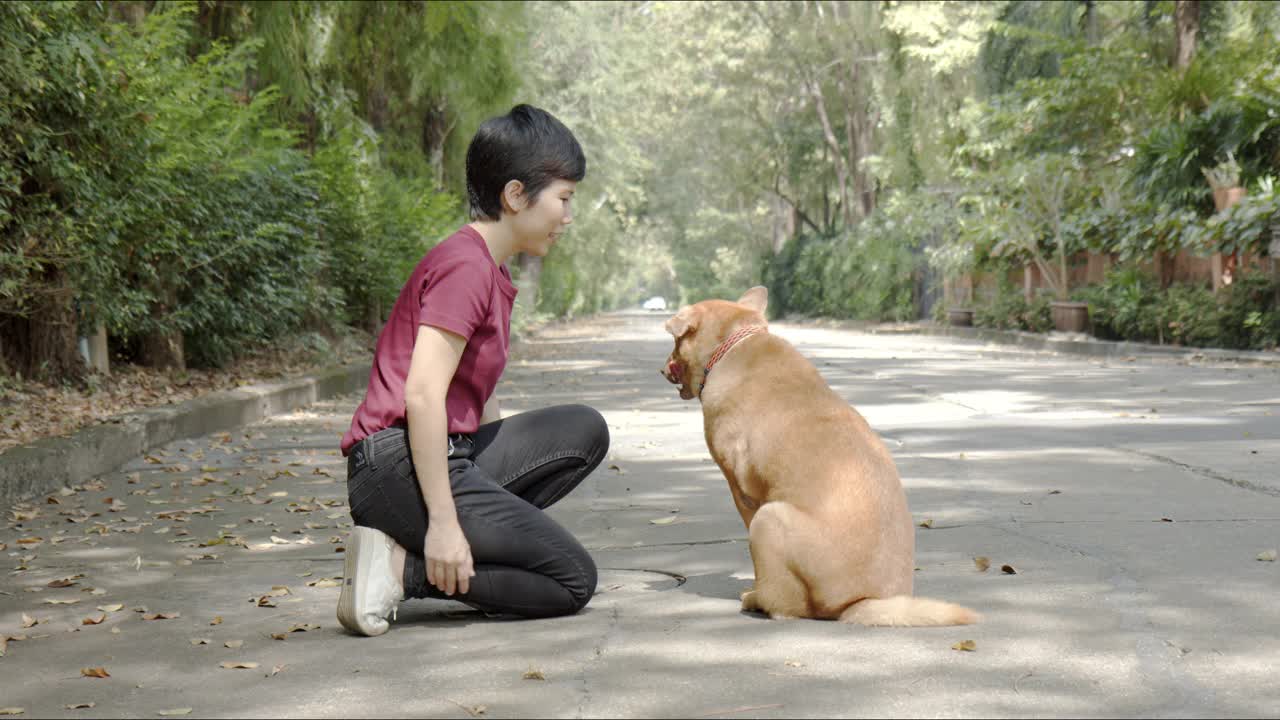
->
<box><xmin>3</xmin><ymin>310</ymin><xmax>1279</xmax><ymax>718</ymax></box>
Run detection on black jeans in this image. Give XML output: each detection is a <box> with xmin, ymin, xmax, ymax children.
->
<box><xmin>346</xmin><ymin>404</ymin><xmax>608</xmax><ymax>618</ymax></box>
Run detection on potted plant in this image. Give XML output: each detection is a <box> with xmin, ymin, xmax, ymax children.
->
<box><xmin>992</xmin><ymin>155</ymin><xmax>1089</xmax><ymax>333</ymax></box>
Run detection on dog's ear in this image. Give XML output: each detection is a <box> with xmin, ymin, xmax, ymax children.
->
<box><xmin>737</xmin><ymin>286</ymin><xmax>768</xmax><ymax>315</ymax></box>
<box><xmin>665</xmin><ymin>307</ymin><xmax>697</xmax><ymax>338</ymax></box>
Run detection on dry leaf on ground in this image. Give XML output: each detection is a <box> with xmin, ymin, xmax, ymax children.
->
<box><xmin>973</xmin><ymin>556</ymin><xmax>990</xmax><ymax>572</ymax></box>
<box><xmin>522</xmin><ymin>669</ymin><xmax>546</xmax><ymax>680</ymax></box>
<box><xmin>64</xmin><ymin>703</ymin><xmax>95</xmax><ymax>710</ymax></box>
<box><xmin>210</xmin><ymin>616</ymin><xmax>223</xmax><ymax>626</ymax></box>
<box><xmin>649</xmin><ymin>516</ymin><xmax>677</xmax><ymax>525</ymax></box>
<box><xmin>81</xmin><ymin>667</ymin><xmax>110</xmax><ymax>678</ymax></box>
<box><xmin>952</xmin><ymin>640</ymin><xmax>977</xmax><ymax>652</ymax></box>
<box><xmin>1258</xmin><ymin>549</ymin><xmax>1277</xmax><ymax>562</ymax></box>
<box><xmin>21</xmin><ymin>614</ymin><xmax>36</xmax><ymax>629</ymax></box>
<box><xmin>98</xmin><ymin>604</ymin><xmax>124</xmax><ymax>613</ymax></box>
<box><xmin>918</xmin><ymin>518</ymin><xmax>933</xmax><ymax>529</ymax></box>
<box><xmin>157</xmin><ymin>709</ymin><xmax>193</xmax><ymax>716</ymax></box>
<box><xmin>219</xmin><ymin>661</ymin><xmax>259</xmax><ymax>670</ymax></box>
<box><xmin>1001</xmin><ymin>564</ymin><xmax>1018</xmax><ymax>575</ymax></box>
<box><xmin>0</xmin><ymin>709</ymin><xmax>24</xmax><ymax>716</ymax></box>
<box><xmin>81</xmin><ymin>613</ymin><xmax>107</xmax><ymax>626</ymax></box>
<box><xmin>142</xmin><ymin>612</ymin><xmax>180</xmax><ymax>621</ymax></box>
<box><xmin>224</xmin><ymin>640</ymin><xmax>243</xmax><ymax>649</ymax></box>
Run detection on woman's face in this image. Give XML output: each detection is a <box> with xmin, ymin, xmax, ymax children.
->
<box><xmin>513</xmin><ymin>178</ymin><xmax>576</xmax><ymax>256</ymax></box>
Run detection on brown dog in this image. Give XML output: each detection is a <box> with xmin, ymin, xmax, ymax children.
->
<box><xmin>661</xmin><ymin>287</ymin><xmax>978</xmax><ymax>626</ymax></box>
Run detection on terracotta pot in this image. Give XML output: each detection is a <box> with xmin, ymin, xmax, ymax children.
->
<box><xmin>947</xmin><ymin>309</ymin><xmax>974</xmax><ymax>327</ymax></box>
<box><xmin>1213</xmin><ymin>186</ymin><xmax>1246</xmax><ymax>212</ymax></box>
<box><xmin>1050</xmin><ymin>301</ymin><xmax>1089</xmax><ymax>333</ymax></box>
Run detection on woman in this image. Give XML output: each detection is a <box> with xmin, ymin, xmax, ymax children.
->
<box><xmin>337</xmin><ymin>105</ymin><xmax>609</xmax><ymax>636</ymax></box>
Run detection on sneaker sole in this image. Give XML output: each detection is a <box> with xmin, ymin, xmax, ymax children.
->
<box><xmin>336</xmin><ymin>526</ymin><xmax>389</xmax><ymax>637</ymax></box>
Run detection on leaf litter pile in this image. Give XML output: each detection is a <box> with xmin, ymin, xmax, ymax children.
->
<box><xmin>0</xmin><ymin>328</ymin><xmax>371</xmax><ymax>455</ymax></box>
<box><xmin>1</xmin><ymin>418</ymin><xmax>358</xmax><ymax>714</ymax></box>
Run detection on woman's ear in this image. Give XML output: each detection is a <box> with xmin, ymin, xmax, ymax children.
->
<box><xmin>500</xmin><ymin>180</ymin><xmax>528</xmax><ymax>214</ymax></box>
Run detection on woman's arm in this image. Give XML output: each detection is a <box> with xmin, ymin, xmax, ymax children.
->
<box><xmin>404</xmin><ymin>324</ymin><xmax>474</xmax><ymax>596</ymax></box>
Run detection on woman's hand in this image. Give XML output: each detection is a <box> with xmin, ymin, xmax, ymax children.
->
<box><xmin>425</xmin><ymin>516</ymin><xmax>475</xmax><ymax>596</ymax></box>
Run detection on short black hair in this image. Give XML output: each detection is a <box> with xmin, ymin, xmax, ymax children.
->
<box><xmin>465</xmin><ymin>104</ymin><xmax>586</xmax><ymax>221</ymax></box>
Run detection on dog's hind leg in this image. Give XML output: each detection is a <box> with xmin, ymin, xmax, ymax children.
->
<box><xmin>741</xmin><ymin>501</ymin><xmax>815</xmax><ymax>620</ymax></box>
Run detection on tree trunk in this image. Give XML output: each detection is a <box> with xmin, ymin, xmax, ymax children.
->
<box><xmin>1174</xmin><ymin>0</ymin><xmax>1199</xmax><ymax>70</ymax></box>
<box><xmin>808</xmin><ymin>77</ymin><xmax>852</xmax><ymax>229</ymax></box>
<box><xmin>1082</xmin><ymin>0</ymin><xmax>1100</xmax><ymax>45</ymax></box>
<box><xmin>0</xmin><ymin>269</ymin><xmax>85</xmax><ymax>382</ymax></box>
<box><xmin>140</xmin><ymin>286</ymin><xmax>185</xmax><ymax>371</ymax></box>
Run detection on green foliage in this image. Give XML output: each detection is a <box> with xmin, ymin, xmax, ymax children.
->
<box><xmin>2</xmin><ymin>1</ymin><xmax>483</xmax><ymax>378</ymax></box>
<box><xmin>973</xmin><ymin>276</ymin><xmax>1053</xmax><ymax>333</ymax></box>
<box><xmin>1079</xmin><ymin>263</ymin><xmax>1280</xmax><ymax>350</ymax></box>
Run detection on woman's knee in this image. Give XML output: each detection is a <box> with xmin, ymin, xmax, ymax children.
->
<box><xmin>560</xmin><ymin>404</ymin><xmax>610</xmax><ymax>460</ymax></box>
<box><xmin>562</xmin><ymin>547</ymin><xmax>598</xmax><ymax>614</ymax></box>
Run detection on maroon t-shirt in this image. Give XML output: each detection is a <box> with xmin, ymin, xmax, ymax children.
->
<box><xmin>340</xmin><ymin>226</ymin><xmax>518</xmax><ymax>455</ymax></box>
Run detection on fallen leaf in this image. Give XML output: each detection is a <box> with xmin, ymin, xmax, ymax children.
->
<box><xmin>43</xmin><ymin>598</ymin><xmax>81</xmax><ymax>605</ymax></box>
<box><xmin>98</xmin><ymin>604</ymin><xmax>124</xmax><ymax>613</ymax></box>
<box><xmin>1001</xmin><ymin>564</ymin><xmax>1018</xmax><ymax>575</ymax></box>
<box><xmin>522</xmin><ymin>669</ymin><xmax>545</xmax><ymax>681</ymax></box>
<box><xmin>269</xmin><ymin>664</ymin><xmax>286</xmax><ymax>677</ymax></box>
<box><xmin>47</xmin><ymin>574</ymin><xmax>84</xmax><ymax>588</ymax></box>
<box><xmin>210</xmin><ymin>616</ymin><xmax>223</xmax><ymax>626</ymax></box>
<box><xmin>918</xmin><ymin>518</ymin><xmax>934</xmax><ymax>529</ymax></box>
<box><xmin>973</xmin><ymin>556</ymin><xmax>990</xmax><ymax>572</ymax></box>
<box><xmin>1258</xmin><ymin>549</ymin><xmax>1277</xmax><ymax>562</ymax></box>
<box><xmin>190</xmin><ymin>638</ymin><xmax>211</xmax><ymax>645</ymax></box>
<box><xmin>608</xmin><ymin>464</ymin><xmax>627</xmax><ymax>474</ymax></box>
<box><xmin>952</xmin><ymin>640</ymin><xmax>977</xmax><ymax>652</ymax></box>
<box><xmin>224</xmin><ymin>640</ymin><xmax>244</xmax><ymax>649</ymax></box>
<box><xmin>1048</xmin><ymin>490</ymin><xmax>1061</xmax><ymax>495</ymax></box>
<box><xmin>64</xmin><ymin>703</ymin><xmax>95</xmax><ymax>710</ymax></box>
<box><xmin>287</xmin><ymin>623</ymin><xmax>320</xmax><ymax>633</ymax></box>
<box><xmin>306</xmin><ymin>578</ymin><xmax>340</xmax><ymax>588</ymax></box>
<box><xmin>0</xmin><ymin>709</ymin><xmax>23</xmax><ymax>716</ymax></box>
<box><xmin>81</xmin><ymin>667</ymin><xmax>111</xmax><ymax>678</ymax></box>
<box><xmin>81</xmin><ymin>613</ymin><xmax>107</xmax><ymax>626</ymax></box>
<box><xmin>142</xmin><ymin>612</ymin><xmax>180</xmax><ymax>621</ymax></box>
<box><xmin>649</xmin><ymin>516</ymin><xmax>678</xmax><ymax>525</ymax></box>
<box><xmin>21</xmin><ymin>614</ymin><xmax>36</xmax><ymax>629</ymax></box>
<box><xmin>220</xmin><ymin>661</ymin><xmax>259</xmax><ymax>670</ymax></box>
<box><xmin>157</xmin><ymin>709</ymin><xmax>193</xmax><ymax>716</ymax></box>
<box><xmin>269</xmin><ymin>536</ymin><xmax>291</xmax><ymax>545</ymax></box>
<box><xmin>784</xmin><ymin>660</ymin><xmax>804</xmax><ymax>668</ymax></box>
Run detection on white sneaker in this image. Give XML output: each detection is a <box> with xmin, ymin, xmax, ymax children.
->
<box><xmin>336</xmin><ymin>526</ymin><xmax>405</xmax><ymax>637</ymax></box>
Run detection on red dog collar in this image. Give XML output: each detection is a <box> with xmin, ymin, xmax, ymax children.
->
<box><xmin>701</xmin><ymin>325</ymin><xmax>767</xmax><ymax>390</ymax></box>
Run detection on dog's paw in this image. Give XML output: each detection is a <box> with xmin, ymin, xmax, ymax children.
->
<box><xmin>740</xmin><ymin>589</ymin><xmax>761</xmax><ymax>612</ymax></box>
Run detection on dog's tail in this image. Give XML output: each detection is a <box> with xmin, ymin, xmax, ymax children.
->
<box><xmin>838</xmin><ymin>595</ymin><xmax>979</xmax><ymax>627</ymax></box>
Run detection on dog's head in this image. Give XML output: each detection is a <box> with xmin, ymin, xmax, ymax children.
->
<box><xmin>660</xmin><ymin>286</ymin><xmax>768</xmax><ymax>400</ymax></box>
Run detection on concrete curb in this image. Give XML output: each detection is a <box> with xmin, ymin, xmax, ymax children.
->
<box><xmin>872</xmin><ymin>322</ymin><xmax>1280</xmax><ymax>367</ymax></box>
<box><xmin>0</xmin><ymin>362</ymin><xmax>370</xmax><ymax>509</ymax></box>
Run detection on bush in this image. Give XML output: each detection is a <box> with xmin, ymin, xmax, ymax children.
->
<box><xmin>1079</xmin><ymin>264</ymin><xmax>1280</xmax><ymax>350</ymax></box>
<box><xmin>974</xmin><ymin>276</ymin><xmax>1052</xmax><ymax>332</ymax></box>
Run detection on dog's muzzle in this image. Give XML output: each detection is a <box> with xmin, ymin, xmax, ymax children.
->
<box><xmin>662</xmin><ymin>360</ymin><xmax>683</xmax><ymax>384</ymax></box>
